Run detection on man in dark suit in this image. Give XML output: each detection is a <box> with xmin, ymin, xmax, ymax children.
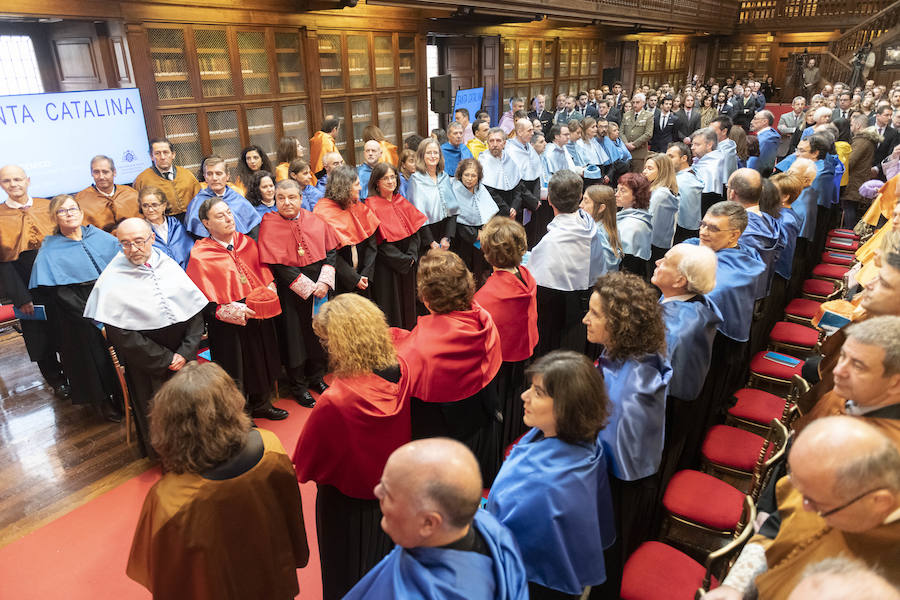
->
<box><xmin>649</xmin><ymin>96</ymin><xmax>680</xmax><ymax>152</ymax></box>
<box><xmin>601</xmin><ymin>97</ymin><xmax>622</xmax><ymax>125</ymax></box>
<box><xmin>675</xmin><ymin>93</ymin><xmax>702</xmax><ymax>143</ymax></box>
<box><xmin>577</xmin><ymin>91</ymin><xmax>600</xmax><ymax>119</ymax></box>
<box><xmin>831</xmin><ymin>92</ymin><xmax>853</xmax><ymax>125</ymax></box>
<box><xmin>611</xmin><ymin>81</ymin><xmax>625</xmax><ymax>110</ymax></box>
<box><xmin>729</xmin><ymin>85</ymin><xmax>757</xmax><ymax>130</ymax></box>
<box><xmin>873</xmin><ymin>105</ymin><xmax>899</xmax><ymax>179</ymax></box>
<box><xmin>528</xmin><ymin>94</ymin><xmax>553</xmax><ymax>139</ymax></box>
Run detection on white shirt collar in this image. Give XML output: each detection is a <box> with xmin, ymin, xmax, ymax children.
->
<box><xmin>4</xmin><ymin>196</ymin><xmax>33</xmax><ymax>209</ymax></box>
<box><xmin>212</xmin><ymin>235</ymin><xmax>235</xmax><ymax>249</ymax></box>
<box><xmin>661</xmin><ymin>293</ymin><xmax>696</xmax><ymax>304</ymax></box>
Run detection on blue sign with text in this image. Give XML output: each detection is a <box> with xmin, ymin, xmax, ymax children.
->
<box><xmin>453</xmin><ymin>87</ymin><xmax>484</xmax><ymax>120</ymax></box>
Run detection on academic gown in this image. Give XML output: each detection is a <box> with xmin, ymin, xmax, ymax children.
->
<box><xmin>293</xmin><ymin>365</ymin><xmax>412</xmax><ymax>600</ymax></box>
<box><xmin>394</xmin><ymin>305</ymin><xmax>504</xmax><ymax>484</ymax></box>
<box><xmin>366</xmin><ymin>193</ymin><xmax>427</xmax><ymax>329</ymax></box>
<box><xmin>186</xmin><ymin>234</ymin><xmax>280</xmax><ymax>406</ymax></box>
<box><xmin>649</xmin><ymin>187</ymin><xmax>679</xmax><ymax>263</ymax></box>
<box><xmin>343</xmin><ymin>509</ymin><xmax>529</xmax><ymax>600</ymax></box>
<box><xmin>184</xmin><ymin>187</ymin><xmax>262</xmax><ymax>239</ymax></box>
<box><xmin>616</xmin><ymin>208</ymin><xmax>652</xmax><ymax>276</ymax></box>
<box><xmin>83</xmin><ymin>249</ymin><xmax>208</xmax><ymax>457</ymax></box>
<box><xmin>694</xmin><ymin>151</ymin><xmax>726</xmax><ymax>215</ymax></box>
<box><xmin>675</xmin><ymin>168</ymin><xmax>703</xmax><ymax>238</ymax></box>
<box><xmin>74</xmin><ymin>184</ymin><xmax>140</xmax><ymax>232</ymax></box>
<box><xmin>149</xmin><ymin>215</ymin><xmax>194</xmax><ymax>269</ymax></box>
<box><xmin>473</xmin><ymin>267</ymin><xmax>539</xmax><ymax>449</ymax></box>
<box><xmin>257</xmin><ymin>209</ymin><xmax>340</xmax><ymax>395</ymax></box>
<box><xmin>740</xmin><ymin>211</ymin><xmax>784</xmax><ymax>299</ymax></box>
<box><xmin>406</xmin><ymin>171</ymin><xmax>458</xmax><ymax>252</ymax></box>
<box><xmin>29</xmin><ymin>226</ymin><xmax>121</xmax><ymax>406</ymax></box>
<box><xmin>452</xmin><ymin>180</ymin><xmax>499</xmax><ymax>284</ymax></box>
<box><xmin>127</xmin><ymin>429</ymin><xmax>310</xmax><ymax>600</ymax></box>
<box><xmin>312</xmin><ymin>198</ymin><xmax>380</xmax><ymax>295</ymax></box>
<box><xmin>486</xmin><ymin>429</ymin><xmax>615</xmax><ymax>595</ymax></box>
<box><xmin>132</xmin><ymin>166</ymin><xmax>202</xmax><ymax>216</ymax></box>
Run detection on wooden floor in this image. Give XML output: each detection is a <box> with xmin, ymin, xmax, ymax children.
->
<box><xmin>0</xmin><ymin>326</ymin><xmax>151</xmax><ymax>548</ymax></box>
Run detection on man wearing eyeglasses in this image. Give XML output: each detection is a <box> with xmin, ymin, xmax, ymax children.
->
<box><xmin>74</xmin><ymin>155</ymin><xmax>139</xmax><ymax>233</ymax></box>
<box><xmin>0</xmin><ymin>164</ymin><xmax>69</xmax><ymax>398</ymax></box>
<box><xmin>83</xmin><ymin>218</ymin><xmax>207</xmax><ymax>458</ymax></box>
<box><xmin>705</xmin><ymin>416</ymin><xmax>900</xmax><ymax>599</ymax></box>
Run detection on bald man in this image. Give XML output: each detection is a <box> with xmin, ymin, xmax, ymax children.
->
<box><xmin>0</xmin><ymin>164</ymin><xmax>67</xmax><ymax>396</ymax></box>
<box><xmin>358</xmin><ymin>140</ymin><xmax>383</xmax><ymax>200</ymax></box>
<box><xmin>344</xmin><ymin>438</ymin><xmax>529</xmax><ymax>600</ymax></box>
<box><xmin>315</xmin><ymin>151</ymin><xmax>345</xmax><ymax>197</ymax></box>
<box><xmin>706</xmin><ymin>416</ymin><xmax>900</xmax><ymax>600</ymax></box>
<box><xmin>787</xmin><ymin>558</ymin><xmax>900</xmax><ymax>600</ymax></box>
<box><xmin>84</xmin><ymin>218</ymin><xmax>207</xmax><ymax>457</ymax></box>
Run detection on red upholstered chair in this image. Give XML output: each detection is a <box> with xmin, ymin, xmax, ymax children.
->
<box><xmin>726</xmin><ymin>376</ymin><xmax>811</xmax><ymax>436</ymax></box>
<box><xmin>824</xmin><ymin>236</ymin><xmax>859</xmax><ymax>252</ymax></box>
<box><xmin>827</xmin><ymin>228</ymin><xmax>859</xmax><ymax>240</ymax></box>
<box><xmin>700</xmin><ymin>420</ymin><xmax>789</xmax><ymax>494</ymax></box>
<box><xmin>811</xmin><ymin>262</ymin><xmax>850</xmax><ymax>283</ymax></box>
<box><xmin>783</xmin><ymin>298</ymin><xmax>822</xmax><ymax>327</ymax></box>
<box><xmin>748</xmin><ymin>350</ymin><xmax>804</xmax><ymax>392</ymax></box>
<box><xmin>801</xmin><ymin>278</ymin><xmax>836</xmax><ymax>302</ymax></box>
<box><xmin>767</xmin><ymin>321</ymin><xmax>821</xmax><ymax>358</ymax></box>
<box><xmin>819</xmin><ymin>251</ymin><xmax>856</xmax><ymax>266</ymax></box>
<box><xmin>621</xmin><ymin>497</ymin><xmax>756</xmax><ymax>600</ymax></box>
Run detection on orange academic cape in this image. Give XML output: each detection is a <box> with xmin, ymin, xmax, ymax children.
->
<box><xmin>132</xmin><ymin>166</ymin><xmax>202</xmax><ymax>215</ymax></box>
<box><xmin>0</xmin><ymin>198</ymin><xmax>53</xmax><ymax>262</ymax></box>
<box><xmin>309</xmin><ymin>131</ymin><xmax>337</xmax><ymax>174</ymax></box>
<box><xmin>74</xmin><ymin>184</ymin><xmax>140</xmax><ymax>232</ymax></box>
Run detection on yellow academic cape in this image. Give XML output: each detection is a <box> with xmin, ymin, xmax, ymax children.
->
<box><xmin>132</xmin><ymin>166</ymin><xmax>201</xmax><ymax>216</ymax></box>
<box><xmin>309</xmin><ymin>131</ymin><xmax>337</xmax><ymax>174</ymax></box>
<box><xmin>74</xmin><ymin>185</ymin><xmax>140</xmax><ymax>232</ymax></box>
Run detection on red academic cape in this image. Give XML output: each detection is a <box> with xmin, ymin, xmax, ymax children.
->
<box><xmin>313</xmin><ymin>198</ymin><xmax>380</xmax><ymax>248</ymax></box>
<box><xmin>394</xmin><ymin>304</ymin><xmax>502</xmax><ymax>404</ymax></box>
<box><xmin>292</xmin><ymin>361</ymin><xmax>412</xmax><ymax>499</ymax></box>
<box><xmin>474</xmin><ymin>266</ymin><xmax>539</xmax><ymax>362</ymax></box>
<box><xmin>186</xmin><ymin>234</ymin><xmax>274</xmax><ymax>304</ymax></box>
<box><xmin>365</xmin><ymin>193</ymin><xmax>427</xmax><ymax>244</ymax></box>
<box><xmin>257</xmin><ymin>209</ymin><xmax>340</xmax><ymax>267</ymax></box>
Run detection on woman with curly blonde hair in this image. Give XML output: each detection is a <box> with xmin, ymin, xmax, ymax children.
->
<box><xmin>582</xmin><ymin>271</ymin><xmax>671</xmax><ymax>596</ymax></box>
<box><xmin>292</xmin><ymin>294</ymin><xmax>411</xmax><ymax>599</ymax></box>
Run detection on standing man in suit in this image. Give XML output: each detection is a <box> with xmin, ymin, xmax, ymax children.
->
<box><xmin>611</xmin><ymin>82</ymin><xmax>625</xmax><ymax>110</ymax></box>
<box><xmin>622</xmin><ymin>93</ymin><xmax>655</xmax><ymax>173</ymax></box>
<box><xmin>873</xmin><ymin>105</ymin><xmax>899</xmax><ymax>179</ymax></box>
<box><xmin>528</xmin><ymin>94</ymin><xmax>553</xmax><ymax>139</ymax></box>
<box><xmin>577</xmin><ymin>91</ymin><xmax>600</xmax><ymax>119</ymax></box>
<box><xmin>554</xmin><ymin>96</ymin><xmax>582</xmax><ymax>125</ymax></box>
<box><xmin>832</xmin><ymin>92</ymin><xmax>853</xmax><ymax>124</ymax></box>
<box><xmin>650</xmin><ymin>96</ymin><xmax>680</xmax><ymax>152</ymax></box>
<box><xmin>602</xmin><ymin>96</ymin><xmax>623</xmax><ymax>125</ymax></box>
<box><xmin>676</xmin><ymin>93</ymin><xmax>701</xmax><ymax>143</ymax></box>
<box><xmin>778</xmin><ymin>96</ymin><xmax>807</xmax><ymax>158</ymax></box>
<box><xmin>748</xmin><ymin>110</ymin><xmax>780</xmax><ymax>176</ymax></box>
<box><xmin>729</xmin><ymin>85</ymin><xmax>757</xmax><ymax>130</ymax></box>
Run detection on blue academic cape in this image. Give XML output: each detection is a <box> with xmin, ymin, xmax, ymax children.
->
<box><xmin>254</xmin><ymin>203</ymin><xmax>278</xmax><ymax>217</ymax></box>
<box><xmin>398</xmin><ymin>174</ymin><xmax>410</xmax><ymax>199</ymax></box>
<box><xmin>748</xmin><ymin>127</ymin><xmax>781</xmax><ymax>173</ymax></box>
<box><xmin>600</xmin><ymin>136</ymin><xmax>631</xmax><ymax>163</ymax></box>
<box><xmin>649</xmin><ymin>187</ymin><xmax>679</xmax><ymax>249</ymax></box>
<box><xmin>315</xmin><ymin>173</ymin><xmax>328</xmax><ymax>196</ymax></box>
<box><xmin>440</xmin><ymin>142</ymin><xmax>473</xmax><ymax>179</ymax></box>
<box><xmin>591</xmin><ymin>137</ymin><xmax>612</xmax><ymax>165</ymax></box>
<box><xmin>661</xmin><ymin>295</ymin><xmax>723</xmax><ymax>401</ymax></box>
<box><xmin>566</xmin><ymin>141</ymin><xmax>586</xmax><ymax>167</ymax></box>
<box><xmin>793</xmin><ymin>187</ymin><xmax>818</xmax><ymax>240</ymax></box>
<box><xmin>694</xmin><ymin>151</ymin><xmax>726</xmax><ymax>194</ymax></box>
<box><xmin>813</xmin><ymin>158</ymin><xmax>837</xmax><ymax>207</ymax></box>
<box><xmin>774</xmin><ymin>207</ymin><xmax>802</xmax><ymax>280</ymax></box>
<box><xmin>616</xmin><ymin>208</ymin><xmax>652</xmax><ymax>260</ymax></box>
<box><xmin>150</xmin><ymin>216</ymin><xmax>194</xmax><ymax>270</ymax></box>
<box><xmin>358</xmin><ymin>163</ymin><xmax>374</xmax><ymax>200</ymax></box>
<box><xmin>29</xmin><ymin>226</ymin><xmax>120</xmax><ymax>287</ymax></box>
<box><xmin>717</xmin><ymin>138</ymin><xmax>738</xmax><ymax>184</ymax></box>
<box><xmin>774</xmin><ymin>153</ymin><xmax>796</xmax><ymax>174</ymax></box>
<box><xmin>595</xmin><ymin>224</ymin><xmax>621</xmax><ymax>272</ymax></box>
<box><xmin>343</xmin><ymin>510</ymin><xmax>529</xmax><ymax>600</ymax></box>
<box><xmin>739</xmin><ymin>211</ymin><xmax>783</xmax><ymax>299</ymax></box>
<box><xmin>486</xmin><ymin>429</ymin><xmax>616</xmax><ymax>594</ymax></box>
<box><xmin>684</xmin><ymin>238</ymin><xmax>765</xmax><ymax>342</ymax></box>
<box><xmin>301</xmin><ymin>183</ymin><xmax>324</xmax><ymax>212</ymax></box>
<box><xmin>184</xmin><ymin>187</ymin><xmax>262</xmax><ymax>238</ymax></box>
<box><xmin>598</xmin><ymin>352</ymin><xmax>672</xmax><ymax>481</ymax></box>
<box><xmin>675</xmin><ymin>168</ymin><xmax>703</xmax><ymax>230</ymax></box>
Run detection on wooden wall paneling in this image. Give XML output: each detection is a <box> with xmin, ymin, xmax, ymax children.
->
<box><xmin>125</xmin><ymin>23</ymin><xmax>160</xmax><ymax>136</ymax></box>
<box><xmin>93</xmin><ymin>22</ymin><xmax>121</xmax><ymax>89</ymax></box>
<box><xmin>622</xmin><ymin>41</ymin><xmax>638</xmax><ymax>92</ymax></box>
<box><xmin>416</xmin><ymin>33</ymin><xmax>427</xmax><ymax>139</ymax></box>
<box><xmin>303</xmin><ymin>28</ymin><xmax>324</xmax><ymax>138</ymax></box>
<box><xmin>48</xmin><ymin>20</ymin><xmax>105</xmax><ymax>92</ymax></box>
<box><xmin>482</xmin><ymin>35</ymin><xmax>501</xmax><ymax>124</ymax></box>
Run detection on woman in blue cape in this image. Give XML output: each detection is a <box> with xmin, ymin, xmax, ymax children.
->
<box><xmin>583</xmin><ymin>271</ymin><xmax>672</xmax><ymax>597</ymax></box>
<box><xmin>138</xmin><ymin>187</ymin><xmax>194</xmax><ymax>269</ymax></box>
<box><xmin>615</xmin><ymin>173</ymin><xmax>653</xmax><ymax>277</ymax></box>
<box><xmin>29</xmin><ymin>194</ymin><xmax>122</xmax><ymax>419</ymax></box>
<box><xmin>486</xmin><ymin>351</ymin><xmax>615</xmax><ymax>599</ymax></box>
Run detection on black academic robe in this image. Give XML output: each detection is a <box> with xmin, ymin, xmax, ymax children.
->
<box><xmin>372</xmin><ymin>235</ymin><xmax>420</xmax><ymax>330</ymax></box>
<box><xmin>335</xmin><ymin>235</ymin><xmax>378</xmax><ymax>296</ymax></box>
<box><xmin>106</xmin><ymin>314</ymin><xmax>205</xmax><ymax>457</ymax></box>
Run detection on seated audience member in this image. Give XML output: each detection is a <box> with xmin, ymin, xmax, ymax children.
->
<box><xmin>29</xmin><ymin>194</ymin><xmax>121</xmax><ymax>420</ymax></box>
<box><xmin>184</xmin><ymin>155</ymin><xmax>262</xmax><ymax>239</ymax></box>
<box><xmin>309</xmin><ymin>116</ymin><xmax>340</xmax><ymax>178</ymax></box>
<box><xmin>643</xmin><ymin>152</ymin><xmax>680</xmax><ymax>266</ymax></box>
<box><xmin>442</xmin><ymin>121</ymin><xmax>474</xmax><ymax>179</ymax></box>
<box><xmin>287</xmin><ymin>158</ymin><xmax>324</xmax><ymax>211</ymax></box>
<box><xmin>314</xmin><ymin>151</ymin><xmax>345</xmax><ymax>196</ymax></box>
<box><xmin>186</xmin><ymin>196</ymin><xmax>285</xmax><ymax>421</ymax></box>
<box><xmin>138</xmin><ymin>187</ymin><xmax>194</xmax><ymax>269</ymax></box>
<box><xmin>395</xmin><ymin>250</ymin><xmax>503</xmax><ymax>483</ymax></box>
<box><xmin>126</xmin><ymin>362</ymin><xmax>309</xmax><ymax>600</ymax></box>
<box><xmin>487</xmin><ymin>351</ymin><xmax>615</xmax><ymax>600</ymax></box>
<box><xmin>474</xmin><ymin>217</ymin><xmax>538</xmax><ymax>449</ymax></box>
<box><xmin>583</xmin><ymin>271</ymin><xmax>671</xmax><ymax>595</ymax></box>
<box><xmin>705</xmin><ymin>417</ymin><xmax>900</xmax><ymax>600</ymax></box>
<box><xmin>293</xmin><ymin>294</ymin><xmax>412</xmax><ymax>599</ymax></box>
<box><xmin>133</xmin><ymin>138</ymin><xmax>201</xmax><ymax>219</ymax></box>
<box><xmin>667</xmin><ymin>142</ymin><xmax>703</xmax><ymax>243</ymax></box>
<box><xmin>84</xmin><ymin>218</ymin><xmax>207</xmax><ymax>457</ymax></box>
<box><xmin>581</xmin><ymin>184</ymin><xmax>623</xmax><ymax>272</ymax></box>
<box><xmin>615</xmin><ymin>172</ymin><xmax>653</xmax><ymax>276</ymax></box>
<box><xmin>274</xmin><ymin>135</ymin><xmax>303</xmax><ymax>182</ymax></box>
<box><xmin>245</xmin><ymin>169</ymin><xmax>277</xmax><ymax>216</ymax></box>
<box><xmin>357</xmin><ymin>140</ymin><xmax>383</xmax><ymax>200</ymax></box>
<box><xmin>344</xmin><ymin>438</ymin><xmax>529</xmax><ymax>600</ymax></box>
<box><xmin>479</xmin><ymin>127</ymin><xmax>522</xmax><ymax>220</ymax></box>
<box><xmin>257</xmin><ymin>179</ymin><xmax>338</xmax><ymax>407</ymax></box>
<box><xmin>232</xmin><ymin>145</ymin><xmax>273</xmax><ymax>197</ymax></box>
<box><xmin>313</xmin><ymin>164</ymin><xmax>380</xmax><ymax>295</ymax></box>
<box><xmin>406</xmin><ymin>139</ymin><xmax>458</xmax><ymax>253</ymax></box>
<box><xmin>74</xmin><ymin>155</ymin><xmax>139</xmax><ymax>232</ymax></box>
<box><xmin>366</xmin><ymin>163</ymin><xmax>426</xmax><ymax>329</ymax></box>
<box><xmin>452</xmin><ymin>158</ymin><xmax>499</xmax><ymax>282</ymax></box>
<box><xmin>786</xmin><ymin>557</ymin><xmax>900</xmax><ymax>600</ymax></box>
<box><xmin>690</xmin><ymin>128</ymin><xmax>726</xmax><ymax>214</ymax></box>
<box><xmin>530</xmin><ymin>169</ymin><xmax>605</xmax><ymax>356</ymax></box>
<box><xmin>650</xmin><ymin>243</ymin><xmax>722</xmax><ymax>490</ymax></box>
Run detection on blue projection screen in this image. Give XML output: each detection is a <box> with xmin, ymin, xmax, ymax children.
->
<box><xmin>0</xmin><ymin>88</ymin><xmax>152</xmax><ymax>198</ymax></box>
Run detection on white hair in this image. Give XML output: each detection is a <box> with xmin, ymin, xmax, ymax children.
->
<box><xmin>632</xmin><ymin>93</ymin><xmax>646</xmax><ymax>103</ymax></box>
<box><xmin>672</xmin><ymin>243</ymin><xmax>717</xmax><ymax>294</ymax></box>
<box><xmin>813</xmin><ymin>106</ymin><xmax>833</xmax><ymax>122</ymax></box>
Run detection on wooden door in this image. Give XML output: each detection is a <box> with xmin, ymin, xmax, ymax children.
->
<box><xmin>439</xmin><ymin>36</ymin><xmax>501</xmax><ymax>124</ymax></box>
<box><xmin>482</xmin><ymin>36</ymin><xmax>500</xmax><ymax>123</ymax></box>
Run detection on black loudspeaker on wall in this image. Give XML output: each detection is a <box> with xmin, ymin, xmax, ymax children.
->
<box><xmin>430</xmin><ymin>74</ymin><xmax>452</xmax><ymax>113</ymax></box>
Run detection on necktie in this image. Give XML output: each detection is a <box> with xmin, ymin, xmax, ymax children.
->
<box><xmin>661</xmin><ymin>115</ymin><xmax>667</xmax><ymax>129</ymax></box>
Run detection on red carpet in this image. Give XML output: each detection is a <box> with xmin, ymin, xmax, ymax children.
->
<box><xmin>0</xmin><ymin>398</ymin><xmax>323</xmax><ymax>599</ymax></box>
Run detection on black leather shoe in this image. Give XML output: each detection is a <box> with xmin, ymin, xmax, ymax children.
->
<box><xmin>102</xmin><ymin>402</ymin><xmax>123</xmax><ymax>423</ymax></box>
<box><xmin>294</xmin><ymin>390</ymin><xmax>316</xmax><ymax>408</ymax></box>
<box><xmin>251</xmin><ymin>406</ymin><xmax>289</xmax><ymax>421</ymax></box>
<box><xmin>311</xmin><ymin>380</ymin><xmax>329</xmax><ymax>394</ymax></box>
<box><xmin>53</xmin><ymin>384</ymin><xmax>72</xmax><ymax>399</ymax></box>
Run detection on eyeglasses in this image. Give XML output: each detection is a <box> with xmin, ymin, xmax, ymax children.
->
<box><xmin>140</xmin><ymin>202</ymin><xmax>164</xmax><ymax>210</ymax></box>
<box><xmin>803</xmin><ymin>486</ymin><xmax>884</xmax><ymax>517</ymax></box>
<box><xmin>120</xmin><ymin>235</ymin><xmax>153</xmax><ymax>250</ymax></box>
<box><xmin>56</xmin><ymin>207</ymin><xmax>81</xmax><ymax>216</ymax></box>
<box><xmin>699</xmin><ymin>220</ymin><xmax>736</xmax><ymax>234</ymax></box>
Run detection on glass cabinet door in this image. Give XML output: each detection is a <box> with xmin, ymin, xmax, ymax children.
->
<box><xmin>323</xmin><ymin>101</ymin><xmax>348</xmax><ymax>159</ymax></box>
<box><xmin>374</xmin><ymin>35</ymin><xmax>395</xmax><ymax>88</ymax></box>
<box><xmin>247</xmin><ymin>106</ymin><xmax>276</xmax><ymax>160</ymax></box>
<box><xmin>237</xmin><ymin>31</ymin><xmax>271</xmax><ymax>96</ymax></box>
<box><xmin>194</xmin><ymin>28</ymin><xmax>234</xmax><ymax>98</ymax></box>
<box><xmin>274</xmin><ymin>31</ymin><xmax>305</xmax><ymax>94</ymax></box>
<box><xmin>503</xmin><ymin>40</ymin><xmax>515</xmax><ymax>80</ymax></box>
<box><xmin>543</xmin><ymin>41</ymin><xmax>555</xmax><ymax>79</ymax></box>
<box><xmin>352</xmin><ymin>99</ymin><xmax>373</xmax><ymax>165</ymax></box>
<box><xmin>281</xmin><ymin>103</ymin><xmax>310</xmax><ymax>149</ymax></box>
<box><xmin>162</xmin><ymin>113</ymin><xmax>202</xmax><ymax>172</ymax></box>
<box><xmin>148</xmin><ymin>27</ymin><xmax>193</xmax><ymax>101</ymax></box>
<box><xmin>517</xmin><ymin>41</ymin><xmax>529</xmax><ymax>80</ymax></box>
<box><xmin>401</xmin><ymin>95</ymin><xmax>417</xmax><ymax>141</ymax></box>
<box><xmin>347</xmin><ymin>35</ymin><xmax>371</xmax><ymax>90</ymax></box>
<box><xmin>378</xmin><ymin>97</ymin><xmax>397</xmax><ymax>144</ymax></box>
<box><xmin>398</xmin><ymin>35</ymin><xmax>416</xmax><ymax>87</ymax></box>
<box><xmin>319</xmin><ymin>34</ymin><xmax>344</xmax><ymax>91</ymax></box>
<box><xmin>206</xmin><ymin>109</ymin><xmax>241</xmax><ymax>172</ymax></box>
<box><xmin>559</xmin><ymin>41</ymin><xmax>570</xmax><ymax>77</ymax></box>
